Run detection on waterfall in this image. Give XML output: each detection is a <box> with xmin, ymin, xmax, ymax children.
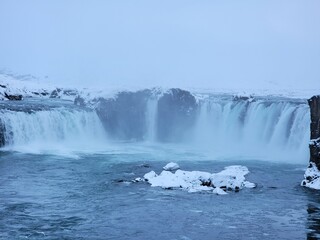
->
<box><xmin>193</xmin><ymin>99</ymin><xmax>310</xmax><ymax>162</ymax></box>
<box><xmin>0</xmin><ymin>107</ymin><xmax>107</xmax><ymax>154</ymax></box>
<box><xmin>145</xmin><ymin>98</ymin><xmax>158</xmax><ymax>142</ymax></box>
<box><xmin>0</xmin><ymin>91</ymin><xmax>311</xmax><ymax>163</ymax></box>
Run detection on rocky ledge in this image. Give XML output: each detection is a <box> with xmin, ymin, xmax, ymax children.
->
<box><xmin>302</xmin><ymin>96</ymin><xmax>320</xmax><ymax>189</ymax></box>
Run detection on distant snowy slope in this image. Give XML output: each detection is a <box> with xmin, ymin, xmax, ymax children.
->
<box><xmin>0</xmin><ymin>73</ymin><xmax>54</xmax><ymax>100</ymax></box>
<box><xmin>1</xmin><ymin>72</ymin><xmax>319</xmax><ymax>102</ymax></box>
<box><xmin>0</xmin><ymin>73</ymin><xmax>152</xmax><ymax>102</ymax></box>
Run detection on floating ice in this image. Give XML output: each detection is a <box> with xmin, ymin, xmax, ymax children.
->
<box><xmin>301</xmin><ymin>163</ymin><xmax>320</xmax><ymax>190</ymax></box>
<box><xmin>163</xmin><ymin>162</ymin><xmax>180</xmax><ymax>171</ymax></box>
<box><xmin>142</xmin><ymin>164</ymin><xmax>255</xmax><ymax>194</ymax></box>
<box><xmin>213</xmin><ymin>187</ymin><xmax>228</xmax><ymax>195</ymax></box>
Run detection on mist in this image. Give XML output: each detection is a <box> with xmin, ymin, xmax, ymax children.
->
<box><xmin>0</xmin><ymin>0</ymin><xmax>319</xmax><ymax>91</ymax></box>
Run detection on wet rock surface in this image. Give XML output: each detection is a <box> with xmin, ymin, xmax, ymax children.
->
<box><xmin>4</xmin><ymin>92</ymin><xmax>23</xmax><ymax>101</ymax></box>
<box><xmin>94</xmin><ymin>88</ymin><xmax>199</xmax><ymax>141</ymax></box>
<box><xmin>95</xmin><ymin>90</ymin><xmax>152</xmax><ymax>140</ymax></box>
<box><xmin>309</xmin><ymin>96</ymin><xmax>320</xmax><ymax>169</ymax></box>
<box><xmin>302</xmin><ymin>96</ymin><xmax>320</xmax><ymax>189</ymax></box>
<box><xmin>157</xmin><ymin>88</ymin><xmax>198</xmax><ymax>142</ymax></box>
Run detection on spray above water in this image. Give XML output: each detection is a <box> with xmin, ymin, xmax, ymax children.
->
<box><xmin>192</xmin><ymin>99</ymin><xmax>309</xmax><ymax>162</ymax></box>
<box><xmin>0</xmin><ymin>108</ymin><xmax>108</xmax><ymax>156</ymax></box>
<box><xmin>0</xmin><ymin>91</ymin><xmax>311</xmax><ymax>163</ymax></box>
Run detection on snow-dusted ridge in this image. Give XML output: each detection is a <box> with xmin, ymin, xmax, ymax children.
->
<box><xmin>136</xmin><ymin>163</ymin><xmax>256</xmax><ymax>195</ymax></box>
<box><xmin>0</xmin><ymin>74</ymin><xmax>54</xmax><ymax>100</ymax></box>
<box><xmin>2</xmin><ymin>73</ymin><xmax>318</xmax><ymax>103</ymax></box>
<box><xmin>0</xmin><ymin>73</ymin><xmax>164</xmax><ymax>104</ymax></box>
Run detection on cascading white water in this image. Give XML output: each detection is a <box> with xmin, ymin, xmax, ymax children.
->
<box><xmin>0</xmin><ymin>108</ymin><xmax>107</xmax><ymax>155</ymax></box>
<box><xmin>0</xmin><ymin>94</ymin><xmax>311</xmax><ymax>163</ymax></box>
<box><xmin>145</xmin><ymin>99</ymin><xmax>158</xmax><ymax>142</ymax></box>
<box><xmin>193</xmin><ymin>99</ymin><xmax>310</xmax><ymax>162</ymax></box>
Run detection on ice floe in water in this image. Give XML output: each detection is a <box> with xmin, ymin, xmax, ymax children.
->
<box><xmin>163</xmin><ymin>162</ymin><xmax>180</xmax><ymax>171</ymax></box>
<box><xmin>140</xmin><ymin>163</ymin><xmax>255</xmax><ymax>195</ymax></box>
<box><xmin>301</xmin><ymin>163</ymin><xmax>320</xmax><ymax>190</ymax></box>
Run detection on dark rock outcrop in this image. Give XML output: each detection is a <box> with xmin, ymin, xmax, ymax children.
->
<box><xmin>96</xmin><ymin>90</ymin><xmax>152</xmax><ymax>140</ymax></box>
<box><xmin>74</xmin><ymin>96</ymin><xmax>86</xmax><ymax>107</ymax></box>
<box><xmin>50</xmin><ymin>88</ymin><xmax>62</xmax><ymax>98</ymax></box>
<box><xmin>32</xmin><ymin>91</ymin><xmax>49</xmax><ymax>96</ymax></box>
<box><xmin>309</xmin><ymin>96</ymin><xmax>320</xmax><ymax>169</ymax></box>
<box><xmin>4</xmin><ymin>92</ymin><xmax>23</xmax><ymax>101</ymax></box>
<box><xmin>0</xmin><ymin>120</ymin><xmax>6</xmax><ymax>147</ymax></box>
<box><xmin>50</xmin><ymin>88</ymin><xmax>78</xmax><ymax>99</ymax></box>
<box><xmin>157</xmin><ymin>88</ymin><xmax>198</xmax><ymax>142</ymax></box>
<box><xmin>94</xmin><ymin>88</ymin><xmax>198</xmax><ymax>142</ymax></box>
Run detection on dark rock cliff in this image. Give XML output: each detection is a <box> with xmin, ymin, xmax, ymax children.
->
<box><xmin>309</xmin><ymin>96</ymin><xmax>320</xmax><ymax>169</ymax></box>
<box><xmin>157</xmin><ymin>88</ymin><xmax>198</xmax><ymax>142</ymax></box>
<box><xmin>95</xmin><ymin>90</ymin><xmax>152</xmax><ymax>140</ymax></box>
<box><xmin>94</xmin><ymin>88</ymin><xmax>198</xmax><ymax>142</ymax></box>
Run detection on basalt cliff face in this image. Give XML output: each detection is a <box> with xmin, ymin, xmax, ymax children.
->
<box><xmin>94</xmin><ymin>88</ymin><xmax>198</xmax><ymax>141</ymax></box>
<box><xmin>309</xmin><ymin>96</ymin><xmax>320</xmax><ymax>168</ymax></box>
<box><xmin>301</xmin><ymin>96</ymin><xmax>320</xmax><ymax>189</ymax></box>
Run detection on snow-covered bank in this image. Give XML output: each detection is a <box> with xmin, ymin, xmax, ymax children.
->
<box><xmin>0</xmin><ymin>74</ymin><xmax>54</xmax><ymax>100</ymax></box>
<box><xmin>1</xmin><ymin>72</ymin><xmax>319</xmax><ymax>103</ymax></box>
<box><xmin>0</xmin><ymin>73</ymin><xmax>158</xmax><ymax>105</ymax></box>
<box><xmin>301</xmin><ymin>163</ymin><xmax>320</xmax><ymax>190</ymax></box>
<box><xmin>138</xmin><ymin>163</ymin><xmax>255</xmax><ymax>195</ymax></box>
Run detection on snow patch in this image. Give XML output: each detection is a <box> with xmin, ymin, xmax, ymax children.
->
<box><xmin>142</xmin><ymin>164</ymin><xmax>255</xmax><ymax>194</ymax></box>
<box><xmin>310</xmin><ymin>138</ymin><xmax>320</xmax><ymax>147</ymax></box>
<box><xmin>0</xmin><ymin>74</ymin><xmax>54</xmax><ymax>100</ymax></box>
<box><xmin>301</xmin><ymin>163</ymin><xmax>320</xmax><ymax>190</ymax></box>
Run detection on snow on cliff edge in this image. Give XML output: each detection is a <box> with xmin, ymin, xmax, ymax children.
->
<box><xmin>1</xmin><ymin>73</ymin><xmax>319</xmax><ymax>102</ymax></box>
<box><xmin>0</xmin><ymin>74</ymin><xmax>55</xmax><ymax>100</ymax></box>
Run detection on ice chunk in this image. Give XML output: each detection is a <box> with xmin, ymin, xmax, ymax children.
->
<box><xmin>244</xmin><ymin>181</ymin><xmax>256</xmax><ymax>188</ymax></box>
<box><xmin>141</xmin><ymin>164</ymin><xmax>255</xmax><ymax>194</ymax></box>
<box><xmin>144</xmin><ymin>171</ymin><xmax>158</xmax><ymax>181</ymax></box>
<box><xmin>213</xmin><ymin>187</ymin><xmax>228</xmax><ymax>195</ymax></box>
<box><xmin>163</xmin><ymin>162</ymin><xmax>180</xmax><ymax>171</ymax></box>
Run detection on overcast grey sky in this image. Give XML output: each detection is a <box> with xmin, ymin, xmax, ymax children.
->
<box><xmin>0</xmin><ymin>0</ymin><xmax>319</xmax><ymax>90</ymax></box>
